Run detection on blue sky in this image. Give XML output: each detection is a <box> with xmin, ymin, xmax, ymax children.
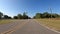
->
<box><xmin>0</xmin><ymin>0</ymin><xmax>60</xmax><ymax>17</ymax></box>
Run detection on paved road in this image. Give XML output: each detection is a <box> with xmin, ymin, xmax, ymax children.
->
<box><xmin>0</xmin><ymin>20</ymin><xmax>28</xmax><ymax>34</ymax></box>
<box><xmin>0</xmin><ymin>19</ymin><xmax>60</xmax><ymax>34</ymax></box>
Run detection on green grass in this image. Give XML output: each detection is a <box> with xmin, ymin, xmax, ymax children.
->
<box><xmin>36</xmin><ymin>18</ymin><xmax>60</xmax><ymax>31</ymax></box>
<box><xmin>0</xmin><ymin>19</ymin><xmax>13</xmax><ymax>25</ymax></box>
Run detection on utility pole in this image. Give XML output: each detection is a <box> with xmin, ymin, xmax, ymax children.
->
<box><xmin>50</xmin><ymin>8</ymin><xmax>52</xmax><ymax>18</ymax></box>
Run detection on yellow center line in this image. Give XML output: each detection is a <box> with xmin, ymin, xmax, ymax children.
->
<box><xmin>1</xmin><ymin>21</ymin><xmax>28</xmax><ymax>34</ymax></box>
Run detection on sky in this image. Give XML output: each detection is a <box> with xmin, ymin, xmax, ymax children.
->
<box><xmin>0</xmin><ymin>0</ymin><xmax>60</xmax><ymax>18</ymax></box>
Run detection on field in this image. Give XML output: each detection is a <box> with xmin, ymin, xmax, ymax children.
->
<box><xmin>0</xmin><ymin>19</ymin><xmax>14</xmax><ymax>25</ymax></box>
<box><xmin>36</xmin><ymin>18</ymin><xmax>60</xmax><ymax>31</ymax></box>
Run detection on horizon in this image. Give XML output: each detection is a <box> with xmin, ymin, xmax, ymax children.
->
<box><xmin>0</xmin><ymin>0</ymin><xmax>60</xmax><ymax>18</ymax></box>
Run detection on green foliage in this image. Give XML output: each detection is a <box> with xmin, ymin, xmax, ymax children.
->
<box><xmin>0</xmin><ymin>12</ymin><xmax>3</xmax><ymax>19</ymax></box>
<box><xmin>3</xmin><ymin>15</ymin><xmax>12</xmax><ymax>19</ymax></box>
<box><xmin>1</xmin><ymin>11</ymin><xmax>60</xmax><ymax>19</ymax></box>
<box><xmin>35</xmin><ymin>13</ymin><xmax>42</xmax><ymax>19</ymax></box>
<box><xmin>42</xmin><ymin>12</ymin><xmax>51</xmax><ymax>18</ymax></box>
<box><xmin>23</xmin><ymin>12</ymin><xmax>28</xmax><ymax>19</ymax></box>
<box><xmin>13</xmin><ymin>12</ymin><xmax>31</xmax><ymax>19</ymax></box>
<box><xmin>13</xmin><ymin>16</ymin><xmax>18</xmax><ymax>19</ymax></box>
<box><xmin>17</xmin><ymin>14</ymin><xmax>23</xmax><ymax>19</ymax></box>
<box><xmin>34</xmin><ymin>12</ymin><xmax>60</xmax><ymax>19</ymax></box>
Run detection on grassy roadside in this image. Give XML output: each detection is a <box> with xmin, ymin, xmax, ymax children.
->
<box><xmin>36</xmin><ymin>18</ymin><xmax>60</xmax><ymax>31</ymax></box>
<box><xmin>0</xmin><ymin>19</ymin><xmax>14</xmax><ymax>25</ymax></box>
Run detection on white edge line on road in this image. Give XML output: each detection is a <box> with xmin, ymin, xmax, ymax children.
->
<box><xmin>35</xmin><ymin>20</ymin><xmax>60</xmax><ymax>34</ymax></box>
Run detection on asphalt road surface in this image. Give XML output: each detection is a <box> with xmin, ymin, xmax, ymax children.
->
<box><xmin>0</xmin><ymin>19</ymin><xmax>60</xmax><ymax>34</ymax></box>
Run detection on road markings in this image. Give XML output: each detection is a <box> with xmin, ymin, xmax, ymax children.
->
<box><xmin>1</xmin><ymin>21</ymin><xmax>28</xmax><ymax>34</ymax></box>
<box><xmin>34</xmin><ymin>20</ymin><xmax>60</xmax><ymax>34</ymax></box>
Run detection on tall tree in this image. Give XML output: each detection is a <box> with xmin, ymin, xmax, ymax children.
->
<box><xmin>0</xmin><ymin>12</ymin><xmax>3</xmax><ymax>19</ymax></box>
<box><xmin>23</xmin><ymin>12</ymin><xmax>28</xmax><ymax>19</ymax></box>
<box><xmin>13</xmin><ymin>16</ymin><xmax>18</xmax><ymax>19</ymax></box>
<box><xmin>3</xmin><ymin>15</ymin><xmax>8</xmax><ymax>19</ymax></box>
<box><xmin>43</xmin><ymin>12</ymin><xmax>50</xmax><ymax>18</ymax></box>
<box><xmin>3</xmin><ymin>15</ymin><xmax>12</xmax><ymax>19</ymax></box>
<box><xmin>17</xmin><ymin>14</ymin><xmax>23</xmax><ymax>19</ymax></box>
<box><xmin>34</xmin><ymin>13</ymin><xmax>42</xmax><ymax>19</ymax></box>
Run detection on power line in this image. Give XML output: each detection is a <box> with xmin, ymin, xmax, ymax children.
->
<box><xmin>49</xmin><ymin>8</ymin><xmax>52</xmax><ymax>18</ymax></box>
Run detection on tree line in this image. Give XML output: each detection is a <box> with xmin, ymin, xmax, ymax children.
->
<box><xmin>33</xmin><ymin>12</ymin><xmax>60</xmax><ymax>19</ymax></box>
<box><xmin>0</xmin><ymin>12</ymin><xmax>31</xmax><ymax>19</ymax></box>
<box><xmin>0</xmin><ymin>12</ymin><xmax>60</xmax><ymax>19</ymax></box>
<box><xmin>0</xmin><ymin>12</ymin><xmax>12</xmax><ymax>19</ymax></box>
<box><xmin>13</xmin><ymin>12</ymin><xmax>31</xmax><ymax>19</ymax></box>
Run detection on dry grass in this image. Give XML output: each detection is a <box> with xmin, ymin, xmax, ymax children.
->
<box><xmin>36</xmin><ymin>18</ymin><xmax>60</xmax><ymax>31</ymax></box>
<box><xmin>0</xmin><ymin>19</ymin><xmax>13</xmax><ymax>25</ymax></box>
